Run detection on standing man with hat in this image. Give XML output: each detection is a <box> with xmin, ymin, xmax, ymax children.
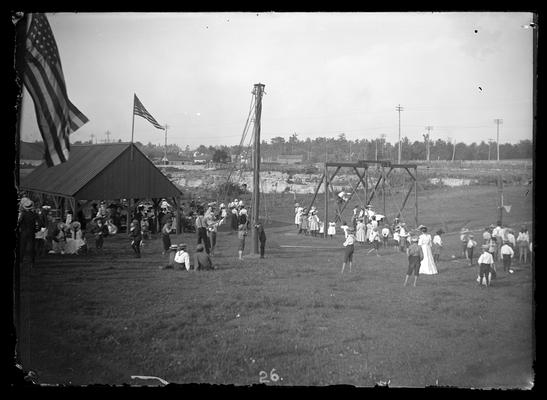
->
<box><xmin>18</xmin><ymin>197</ymin><xmax>39</xmax><ymax>267</ymax></box>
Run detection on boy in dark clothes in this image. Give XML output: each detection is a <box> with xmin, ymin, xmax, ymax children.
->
<box><xmin>129</xmin><ymin>219</ymin><xmax>142</xmax><ymax>258</ymax></box>
<box><xmin>255</xmin><ymin>222</ymin><xmax>267</xmax><ymax>258</ymax></box>
<box><xmin>194</xmin><ymin>244</ymin><xmax>214</xmax><ymax>270</ymax></box>
<box><xmin>404</xmin><ymin>235</ymin><xmax>424</xmax><ymax>287</ymax></box>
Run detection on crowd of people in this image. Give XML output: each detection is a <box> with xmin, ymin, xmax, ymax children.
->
<box><xmin>17</xmin><ymin>193</ymin><xmax>531</xmax><ymax>286</ymax></box>
<box><xmin>292</xmin><ymin>199</ymin><xmax>532</xmax><ymax>288</ymax></box>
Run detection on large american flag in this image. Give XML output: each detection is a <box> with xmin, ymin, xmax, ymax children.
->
<box><xmin>133</xmin><ymin>94</ymin><xmax>165</xmax><ymax>130</ymax></box>
<box><xmin>22</xmin><ymin>13</ymin><xmax>89</xmax><ymax>167</ymax></box>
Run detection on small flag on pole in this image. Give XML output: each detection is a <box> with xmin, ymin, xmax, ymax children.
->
<box><xmin>133</xmin><ymin>94</ymin><xmax>165</xmax><ymax>130</ymax></box>
<box><xmin>19</xmin><ymin>13</ymin><xmax>89</xmax><ymax>167</ymax></box>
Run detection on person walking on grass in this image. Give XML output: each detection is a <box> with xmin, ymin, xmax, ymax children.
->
<box><xmin>161</xmin><ymin>220</ymin><xmax>172</xmax><ymax>256</ymax></box>
<box><xmin>432</xmin><ymin>229</ymin><xmax>444</xmax><ymax>264</ymax></box>
<box><xmin>356</xmin><ymin>218</ymin><xmax>366</xmax><ymax>245</ymax></box>
<box><xmin>517</xmin><ymin>226</ymin><xmax>530</xmax><ymax>264</ymax></box>
<box><xmin>238</xmin><ymin>223</ymin><xmax>248</xmax><ymax>260</ymax></box>
<box><xmin>195</xmin><ymin>208</ymin><xmax>211</xmax><ymax>254</ymax></box>
<box><xmin>255</xmin><ymin>221</ymin><xmax>267</xmax><ymax>259</ymax></box>
<box><xmin>381</xmin><ymin>224</ymin><xmax>390</xmax><ymax>248</ymax></box>
<box><xmin>477</xmin><ymin>244</ymin><xmax>495</xmax><ymax>287</ymax></box>
<box><xmin>327</xmin><ymin>221</ymin><xmax>336</xmax><ymax>239</ymax></box>
<box><xmin>500</xmin><ymin>240</ymin><xmax>515</xmax><ymax>273</ymax></box>
<box><xmin>404</xmin><ymin>235</ymin><xmax>423</xmax><ymax>287</ymax></box>
<box><xmin>341</xmin><ymin>228</ymin><xmax>355</xmax><ymax>274</ymax></box>
<box><xmin>18</xmin><ymin>197</ymin><xmax>39</xmax><ymax>266</ymax></box>
<box><xmin>129</xmin><ymin>219</ymin><xmax>142</xmax><ymax>258</ymax></box>
<box><xmin>91</xmin><ymin>218</ymin><xmax>108</xmax><ymax>252</ymax></box>
<box><xmin>367</xmin><ymin>226</ymin><xmax>381</xmax><ymax>256</ymax></box>
<box><xmin>467</xmin><ymin>234</ymin><xmax>478</xmax><ymax>267</ymax></box>
<box><xmin>460</xmin><ymin>227</ymin><xmax>469</xmax><ymax>259</ymax></box>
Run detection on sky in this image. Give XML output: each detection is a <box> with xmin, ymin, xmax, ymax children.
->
<box><xmin>18</xmin><ymin>12</ymin><xmax>535</xmax><ymax>149</ymax></box>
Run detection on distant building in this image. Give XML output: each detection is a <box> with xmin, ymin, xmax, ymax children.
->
<box><xmin>20</xmin><ymin>141</ymin><xmax>44</xmax><ymax>166</ymax></box>
<box><xmin>277</xmin><ymin>154</ymin><xmax>303</xmax><ymax>164</ymax></box>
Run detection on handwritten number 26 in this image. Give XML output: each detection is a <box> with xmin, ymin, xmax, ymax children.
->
<box><xmin>259</xmin><ymin>369</ymin><xmax>280</xmax><ymax>383</ymax></box>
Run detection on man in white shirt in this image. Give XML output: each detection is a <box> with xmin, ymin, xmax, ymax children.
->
<box><xmin>174</xmin><ymin>243</ymin><xmax>191</xmax><ymax>271</ymax></box>
<box><xmin>477</xmin><ymin>244</ymin><xmax>495</xmax><ymax>286</ymax></box>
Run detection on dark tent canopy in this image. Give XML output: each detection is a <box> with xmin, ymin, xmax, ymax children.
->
<box><xmin>20</xmin><ymin>142</ymin><xmax>183</xmax><ymax>230</ymax></box>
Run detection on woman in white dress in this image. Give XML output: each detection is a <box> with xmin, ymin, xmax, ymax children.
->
<box><xmin>65</xmin><ymin>221</ymin><xmax>86</xmax><ymax>255</ymax></box>
<box><xmin>418</xmin><ymin>225</ymin><xmax>438</xmax><ymax>275</ymax></box>
<box><xmin>355</xmin><ymin>219</ymin><xmax>366</xmax><ymax>244</ymax></box>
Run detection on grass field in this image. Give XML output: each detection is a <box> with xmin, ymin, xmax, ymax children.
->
<box><xmin>16</xmin><ymin>185</ymin><xmax>534</xmax><ymax>388</ymax></box>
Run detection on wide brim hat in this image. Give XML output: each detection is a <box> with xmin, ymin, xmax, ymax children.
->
<box><xmin>178</xmin><ymin>243</ymin><xmax>187</xmax><ymax>250</ymax></box>
<box><xmin>410</xmin><ymin>236</ymin><xmax>419</xmax><ymax>242</ymax></box>
<box><xmin>461</xmin><ymin>227</ymin><xmax>469</xmax><ymax>233</ymax></box>
<box><xmin>481</xmin><ymin>244</ymin><xmax>489</xmax><ymax>249</ymax></box>
<box><xmin>418</xmin><ymin>224</ymin><xmax>427</xmax><ymax>231</ymax></box>
<box><xmin>71</xmin><ymin>221</ymin><xmax>81</xmax><ymax>229</ymax></box>
<box><xmin>20</xmin><ymin>197</ymin><xmax>33</xmax><ymax>210</ymax></box>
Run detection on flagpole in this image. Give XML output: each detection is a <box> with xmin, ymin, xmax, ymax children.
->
<box><xmin>14</xmin><ymin>11</ymin><xmax>33</xmax><ymax>367</ymax></box>
<box><xmin>131</xmin><ymin>94</ymin><xmax>135</xmax><ymax>160</ymax></box>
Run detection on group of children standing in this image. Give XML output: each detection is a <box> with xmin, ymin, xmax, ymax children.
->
<box><xmin>459</xmin><ymin>221</ymin><xmax>531</xmax><ymax>287</ymax></box>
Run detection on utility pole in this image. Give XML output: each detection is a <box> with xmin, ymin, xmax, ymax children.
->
<box><xmin>494</xmin><ymin>118</ymin><xmax>503</xmax><ymax>161</ymax></box>
<box><xmin>105</xmin><ymin>130</ymin><xmax>111</xmax><ymax>143</ymax></box>
<box><xmin>375</xmin><ymin>139</ymin><xmax>378</xmax><ymax>160</ymax></box>
<box><xmin>425</xmin><ymin>126</ymin><xmax>433</xmax><ymax>161</ymax></box>
<box><xmin>396</xmin><ymin>104</ymin><xmax>404</xmax><ymax>163</ymax></box>
<box><xmin>488</xmin><ymin>138</ymin><xmax>494</xmax><ymax>161</ymax></box>
<box><xmin>90</xmin><ymin>133</ymin><xmax>95</xmax><ymax>144</ymax></box>
<box><xmin>348</xmin><ymin>140</ymin><xmax>352</xmax><ymax>161</ymax></box>
<box><xmin>251</xmin><ymin>83</ymin><xmax>265</xmax><ymax>255</ymax></box>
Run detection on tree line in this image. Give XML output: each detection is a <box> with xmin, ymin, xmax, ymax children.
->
<box><xmin>72</xmin><ymin>134</ymin><xmax>533</xmax><ymax>163</ymax></box>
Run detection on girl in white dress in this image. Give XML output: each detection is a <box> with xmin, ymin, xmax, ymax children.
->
<box><xmin>65</xmin><ymin>221</ymin><xmax>86</xmax><ymax>254</ymax></box>
<box><xmin>418</xmin><ymin>225</ymin><xmax>438</xmax><ymax>275</ymax></box>
<box><xmin>327</xmin><ymin>222</ymin><xmax>336</xmax><ymax>239</ymax></box>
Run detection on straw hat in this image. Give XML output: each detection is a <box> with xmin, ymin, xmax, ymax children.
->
<box><xmin>418</xmin><ymin>224</ymin><xmax>427</xmax><ymax>231</ymax></box>
<box><xmin>177</xmin><ymin>243</ymin><xmax>187</xmax><ymax>250</ymax></box>
<box><xmin>481</xmin><ymin>244</ymin><xmax>489</xmax><ymax>250</ymax></box>
<box><xmin>20</xmin><ymin>197</ymin><xmax>33</xmax><ymax>210</ymax></box>
<box><xmin>411</xmin><ymin>236</ymin><xmax>419</xmax><ymax>242</ymax></box>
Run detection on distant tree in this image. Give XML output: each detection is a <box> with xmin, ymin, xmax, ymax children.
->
<box><xmin>212</xmin><ymin>149</ymin><xmax>230</xmax><ymax>163</ymax></box>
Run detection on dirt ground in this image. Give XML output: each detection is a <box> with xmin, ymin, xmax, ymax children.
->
<box><xmin>14</xmin><ymin>184</ymin><xmax>534</xmax><ymax>388</ymax></box>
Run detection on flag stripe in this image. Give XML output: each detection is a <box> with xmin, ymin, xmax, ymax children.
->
<box><xmin>24</xmin><ymin>52</ymin><xmax>70</xmax><ymax>163</ymax></box>
<box><xmin>21</xmin><ymin>13</ymin><xmax>88</xmax><ymax>167</ymax></box>
<box><xmin>24</xmin><ymin>61</ymin><xmax>67</xmax><ymax>163</ymax></box>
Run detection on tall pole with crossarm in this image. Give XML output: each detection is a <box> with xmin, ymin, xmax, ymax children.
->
<box><xmin>494</xmin><ymin>118</ymin><xmax>503</xmax><ymax>161</ymax></box>
<box><xmin>251</xmin><ymin>83</ymin><xmax>265</xmax><ymax>255</ymax></box>
<box><xmin>396</xmin><ymin>104</ymin><xmax>404</xmax><ymax>163</ymax></box>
